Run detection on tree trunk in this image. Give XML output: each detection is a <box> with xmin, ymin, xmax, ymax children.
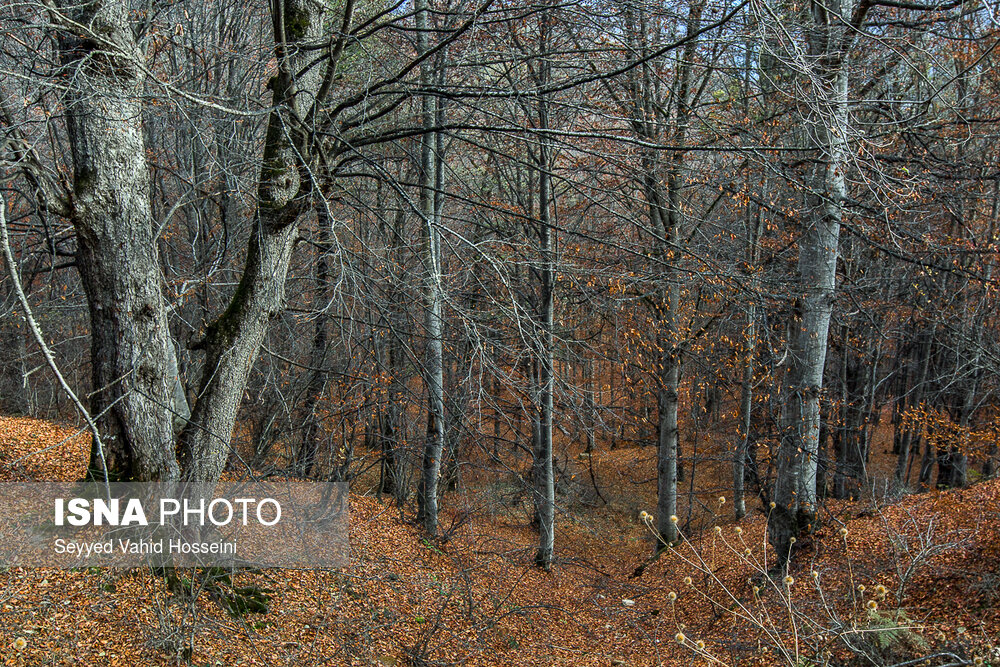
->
<box><xmin>415</xmin><ymin>0</ymin><xmax>446</xmax><ymax>536</ymax></box>
<box><xmin>179</xmin><ymin>0</ymin><xmax>328</xmax><ymax>482</ymax></box>
<box><xmin>533</xmin><ymin>20</ymin><xmax>556</xmax><ymax>568</ymax></box>
<box><xmin>57</xmin><ymin>0</ymin><xmax>180</xmax><ymax>482</ymax></box>
<box><xmin>296</xmin><ymin>216</ymin><xmax>332</xmax><ymax>477</ymax></box>
<box><xmin>816</xmin><ymin>395</ymin><xmax>832</xmax><ymax>498</ymax></box>
<box><xmin>649</xmin><ymin>0</ymin><xmax>702</xmax><ymax>549</ymax></box>
<box><xmin>379</xmin><ymin>206</ymin><xmax>407</xmax><ymax>501</ymax></box>
<box><xmin>770</xmin><ymin>30</ymin><xmax>850</xmax><ymax>570</ymax></box>
<box><xmin>0</xmin><ymin>279</ymin><xmax>29</xmax><ymax>415</ymax></box>
<box><xmin>897</xmin><ymin>327</ymin><xmax>932</xmax><ymax>487</ymax></box>
<box><xmin>734</xmin><ymin>212</ymin><xmax>762</xmax><ymax>520</ymax></box>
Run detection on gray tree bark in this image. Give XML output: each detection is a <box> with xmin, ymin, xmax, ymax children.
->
<box><xmin>533</xmin><ymin>9</ymin><xmax>556</xmax><ymax>569</ymax></box>
<box><xmin>48</xmin><ymin>0</ymin><xmax>332</xmax><ymax>483</ymax></box>
<box><xmin>769</xmin><ymin>0</ymin><xmax>864</xmax><ymax>569</ymax></box>
<box><xmin>179</xmin><ymin>0</ymin><xmax>329</xmax><ymax>482</ymax></box>
<box><xmin>734</xmin><ymin>212</ymin><xmax>763</xmax><ymax>521</ymax></box>
<box><xmin>654</xmin><ymin>0</ymin><xmax>702</xmax><ymax>548</ymax></box>
<box><xmin>415</xmin><ymin>0</ymin><xmax>446</xmax><ymax>536</ymax></box>
<box><xmin>56</xmin><ymin>0</ymin><xmax>180</xmax><ymax>481</ymax></box>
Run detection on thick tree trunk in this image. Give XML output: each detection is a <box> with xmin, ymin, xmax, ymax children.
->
<box><xmin>53</xmin><ymin>0</ymin><xmax>329</xmax><ymax>484</ymax></box>
<box><xmin>57</xmin><ymin>0</ymin><xmax>179</xmax><ymax>482</ymax></box>
<box><xmin>179</xmin><ymin>0</ymin><xmax>328</xmax><ymax>482</ymax></box>
<box><xmin>770</xmin><ymin>53</ymin><xmax>848</xmax><ymax>570</ymax></box>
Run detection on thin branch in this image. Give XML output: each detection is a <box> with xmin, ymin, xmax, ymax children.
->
<box><xmin>0</xmin><ymin>191</ymin><xmax>109</xmax><ymax>492</ymax></box>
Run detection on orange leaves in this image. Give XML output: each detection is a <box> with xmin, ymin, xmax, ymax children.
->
<box><xmin>900</xmin><ymin>403</ymin><xmax>999</xmax><ymax>459</ymax></box>
<box><xmin>0</xmin><ymin>416</ymin><xmax>89</xmax><ymax>482</ymax></box>
<box><xmin>1</xmin><ymin>416</ymin><xmax>999</xmax><ymax>665</ymax></box>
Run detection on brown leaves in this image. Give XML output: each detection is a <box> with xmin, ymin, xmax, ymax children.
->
<box><xmin>0</xmin><ymin>416</ymin><xmax>89</xmax><ymax>482</ymax></box>
<box><xmin>0</xmin><ymin>416</ymin><xmax>998</xmax><ymax>665</ymax></box>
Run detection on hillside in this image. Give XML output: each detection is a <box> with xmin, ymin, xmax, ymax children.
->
<box><xmin>0</xmin><ymin>415</ymin><xmax>997</xmax><ymax>666</ymax></box>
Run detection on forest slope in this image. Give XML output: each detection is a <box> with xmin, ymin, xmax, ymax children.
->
<box><xmin>0</xmin><ymin>415</ymin><xmax>997</xmax><ymax>666</ymax></box>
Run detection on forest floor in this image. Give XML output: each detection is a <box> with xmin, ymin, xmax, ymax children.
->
<box><xmin>0</xmin><ymin>414</ymin><xmax>998</xmax><ymax>666</ymax></box>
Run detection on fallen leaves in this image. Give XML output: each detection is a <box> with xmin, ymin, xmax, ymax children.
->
<box><xmin>0</xmin><ymin>415</ymin><xmax>997</xmax><ymax>665</ymax></box>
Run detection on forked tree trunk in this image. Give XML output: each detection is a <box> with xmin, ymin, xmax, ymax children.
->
<box><xmin>54</xmin><ymin>0</ymin><xmax>330</xmax><ymax>483</ymax></box>
<box><xmin>179</xmin><ymin>0</ymin><xmax>328</xmax><ymax>483</ymax></box>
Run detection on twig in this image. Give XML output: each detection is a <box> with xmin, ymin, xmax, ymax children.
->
<box><xmin>0</xmin><ymin>192</ymin><xmax>110</xmax><ymax>494</ymax></box>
